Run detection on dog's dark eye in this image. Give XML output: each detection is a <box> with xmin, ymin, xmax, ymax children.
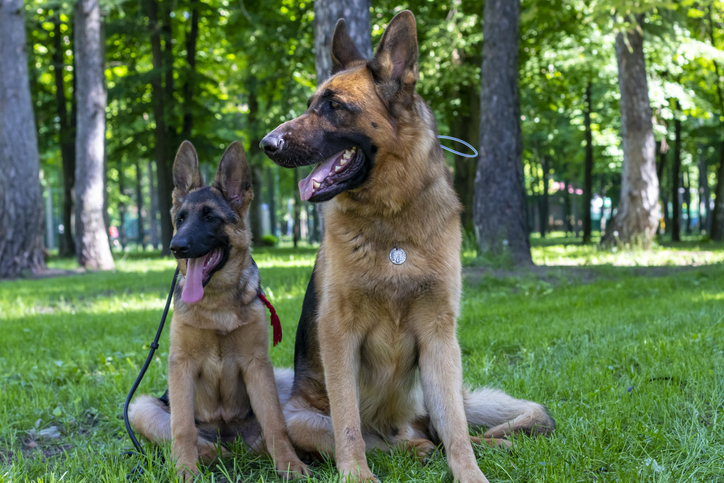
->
<box><xmin>205</xmin><ymin>214</ymin><xmax>215</xmax><ymax>222</ymax></box>
<box><xmin>329</xmin><ymin>100</ymin><xmax>341</xmax><ymax>110</ymax></box>
<box><xmin>177</xmin><ymin>213</ymin><xmax>186</xmax><ymax>224</ymax></box>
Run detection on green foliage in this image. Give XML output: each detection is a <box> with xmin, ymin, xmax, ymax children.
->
<box><xmin>261</xmin><ymin>234</ymin><xmax>278</xmax><ymax>247</ymax></box>
<box><xmin>23</xmin><ymin>0</ymin><xmax>724</xmax><ymax>245</ymax></box>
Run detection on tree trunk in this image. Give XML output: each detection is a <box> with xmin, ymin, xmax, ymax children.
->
<box><xmin>698</xmin><ymin>144</ymin><xmax>711</xmax><ymax>234</ymax></box>
<box><xmin>684</xmin><ymin>168</ymin><xmax>692</xmax><ymax>234</ymax></box>
<box><xmin>45</xmin><ymin>182</ymin><xmax>54</xmax><ymax>250</ymax></box>
<box><xmin>473</xmin><ymin>0</ymin><xmax>531</xmax><ymax>265</ymax></box>
<box><xmin>671</xmin><ymin>102</ymin><xmax>682</xmax><ymax>242</ymax></box>
<box><xmin>314</xmin><ymin>0</ymin><xmax>372</xmax><ymax>85</ymax></box>
<box><xmin>583</xmin><ymin>82</ymin><xmax>594</xmax><ymax>243</ymax></box>
<box><xmin>73</xmin><ymin>0</ymin><xmax>114</xmax><ymax>270</ymax></box>
<box><xmin>607</xmin><ymin>17</ymin><xmax>659</xmax><ymax>246</ymax></box>
<box><xmin>656</xmin><ymin>140</ymin><xmax>667</xmax><ymax>180</ymax></box>
<box><xmin>118</xmin><ymin>159</ymin><xmax>127</xmax><ymax>250</ymax></box>
<box><xmin>147</xmin><ymin>161</ymin><xmax>160</xmax><ymax>249</ymax></box>
<box><xmin>529</xmin><ymin>157</ymin><xmax>540</xmax><ymax>235</ymax></box>
<box><xmin>705</xmin><ymin>5</ymin><xmax>724</xmax><ymax>241</ymax></box>
<box><xmin>712</xmin><ymin>142</ymin><xmax>724</xmax><ymax>239</ymax></box>
<box><xmin>135</xmin><ymin>159</ymin><xmax>144</xmax><ymax>249</ymax></box>
<box><xmin>53</xmin><ymin>15</ymin><xmax>77</xmax><ymax>257</ymax></box>
<box><xmin>246</xmin><ymin>86</ymin><xmax>264</xmax><ymax>246</ymax></box>
<box><xmin>181</xmin><ymin>2</ymin><xmax>198</xmax><ymax>141</ymax></box>
<box><xmin>453</xmin><ymin>85</ymin><xmax>480</xmax><ymax>234</ymax></box>
<box><xmin>0</xmin><ymin>0</ymin><xmax>47</xmax><ymax>278</ymax></box>
<box><xmin>540</xmin><ymin>156</ymin><xmax>549</xmax><ymax>238</ymax></box>
<box><xmin>563</xmin><ymin>181</ymin><xmax>572</xmax><ymax>236</ymax></box>
<box><xmin>293</xmin><ymin>170</ymin><xmax>301</xmax><ymax>248</ymax></box>
<box><xmin>267</xmin><ymin>166</ymin><xmax>276</xmax><ymax>237</ymax></box>
<box><xmin>657</xmin><ymin>140</ymin><xmax>669</xmax><ymax>232</ymax></box>
<box><xmin>144</xmin><ymin>0</ymin><xmax>173</xmax><ymax>254</ymax></box>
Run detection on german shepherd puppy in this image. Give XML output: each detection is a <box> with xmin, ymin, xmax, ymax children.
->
<box><xmin>128</xmin><ymin>141</ymin><xmax>308</xmax><ymax>480</ymax></box>
<box><xmin>260</xmin><ymin>11</ymin><xmax>555</xmax><ymax>483</ymax></box>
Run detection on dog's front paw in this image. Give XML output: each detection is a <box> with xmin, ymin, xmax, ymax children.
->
<box><xmin>339</xmin><ymin>467</ymin><xmax>379</xmax><ymax>482</ymax></box>
<box><xmin>275</xmin><ymin>456</ymin><xmax>310</xmax><ymax>479</ymax></box>
<box><xmin>175</xmin><ymin>463</ymin><xmax>197</xmax><ymax>483</ymax></box>
<box><xmin>453</xmin><ymin>465</ymin><xmax>490</xmax><ymax>483</ymax></box>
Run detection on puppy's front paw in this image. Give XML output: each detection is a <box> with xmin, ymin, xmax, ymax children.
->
<box><xmin>175</xmin><ymin>463</ymin><xmax>197</xmax><ymax>483</ymax></box>
<box><xmin>275</xmin><ymin>456</ymin><xmax>310</xmax><ymax>479</ymax></box>
<box><xmin>455</xmin><ymin>467</ymin><xmax>490</xmax><ymax>483</ymax></box>
<box><xmin>339</xmin><ymin>467</ymin><xmax>379</xmax><ymax>482</ymax></box>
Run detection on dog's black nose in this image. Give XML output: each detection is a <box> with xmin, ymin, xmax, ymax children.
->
<box><xmin>169</xmin><ymin>238</ymin><xmax>189</xmax><ymax>257</ymax></box>
<box><xmin>260</xmin><ymin>133</ymin><xmax>284</xmax><ymax>155</ymax></box>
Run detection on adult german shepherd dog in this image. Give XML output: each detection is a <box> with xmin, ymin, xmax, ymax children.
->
<box><xmin>128</xmin><ymin>141</ymin><xmax>308</xmax><ymax>480</ymax></box>
<box><xmin>260</xmin><ymin>11</ymin><xmax>555</xmax><ymax>483</ymax></box>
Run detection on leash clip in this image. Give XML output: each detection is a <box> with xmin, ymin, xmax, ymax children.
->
<box><xmin>437</xmin><ymin>135</ymin><xmax>478</xmax><ymax>158</ymax></box>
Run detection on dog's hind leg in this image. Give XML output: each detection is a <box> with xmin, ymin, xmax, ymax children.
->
<box><xmin>463</xmin><ymin>388</ymin><xmax>556</xmax><ymax>439</ymax></box>
<box><xmin>283</xmin><ymin>395</ymin><xmax>391</xmax><ymax>460</ymax></box>
<box><xmin>128</xmin><ymin>395</ymin><xmax>172</xmax><ymax>444</ymax></box>
<box><xmin>128</xmin><ymin>395</ymin><xmax>230</xmax><ymax>462</ymax></box>
<box><xmin>283</xmin><ymin>395</ymin><xmax>335</xmax><ymax>456</ymax></box>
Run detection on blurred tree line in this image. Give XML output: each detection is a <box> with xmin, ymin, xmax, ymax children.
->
<box><xmin>3</xmin><ymin>0</ymin><xmax>724</xmax><ymax>275</ymax></box>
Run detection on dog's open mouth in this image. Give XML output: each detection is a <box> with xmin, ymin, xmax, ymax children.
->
<box><xmin>182</xmin><ymin>247</ymin><xmax>224</xmax><ymax>304</ymax></box>
<box><xmin>299</xmin><ymin>147</ymin><xmax>364</xmax><ymax>201</ymax></box>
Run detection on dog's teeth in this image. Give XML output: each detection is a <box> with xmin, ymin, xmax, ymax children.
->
<box><xmin>343</xmin><ymin>150</ymin><xmax>352</xmax><ymax>159</ymax></box>
<box><xmin>313</xmin><ymin>180</ymin><xmax>321</xmax><ymax>189</ymax></box>
<box><xmin>335</xmin><ymin>165</ymin><xmax>342</xmax><ymax>172</ymax></box>
<box><xmin>340</xmin><ymin>158</ymin><xmax>348</xmax><ymax>166</ymax></box>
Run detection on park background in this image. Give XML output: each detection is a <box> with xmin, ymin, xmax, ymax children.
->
<box><xmin>2</xmin><ymin>0</ymin><xmax>724</xmax><ymax>482</ymax></box>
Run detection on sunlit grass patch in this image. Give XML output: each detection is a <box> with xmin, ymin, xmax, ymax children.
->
<box><xmin>2</xmin><ymin>243</ymin><xmax>724</xmax><ymax>482</ymax></box>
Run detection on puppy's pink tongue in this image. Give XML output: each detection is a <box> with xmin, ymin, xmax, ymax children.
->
<box><xmin>182</xmin><ymin>257</ymin><xmax>204</xmax><ymax>304</ymax></box>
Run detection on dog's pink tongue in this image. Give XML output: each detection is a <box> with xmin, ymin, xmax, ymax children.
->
<box><xmin>298</xmin><ymin>154</ymin><xmax>339</xmax><ymax>201</ymax></box>
<box><xmin>182</xmin><ymin>257</ymin><xmax>204</xmax><ymax>304</ymax></box>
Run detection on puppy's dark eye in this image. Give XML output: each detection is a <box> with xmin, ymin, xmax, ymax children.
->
<box><xmin>177</xmin><ymin>213</ymin><xmax>186</xmax><ymax>224</ymax></box>
<box><xmin>329</xmin><ymin>100</ymin><xmax>341</xmax><ymax>110</ymax></box>
<box><xmin>205</xmin><ymin>214</ymin><xmax>214</xmax><ymax>222</ymax></box>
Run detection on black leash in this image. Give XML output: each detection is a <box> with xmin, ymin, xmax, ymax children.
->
<box><xmin>123</xmin><ymin>267</ymin><xmax>179</xmax><ymax>457</ymax></box>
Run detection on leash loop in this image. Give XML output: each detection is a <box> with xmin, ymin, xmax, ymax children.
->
<box><xmin>437</xmin><ymin>135</ymin><xmax>478</xmax><ymax>158</ymax></box>
<box><xmin>124</xmin><ymin>267</ymin><xmax>178</xmax><ymax>455</ymax></box>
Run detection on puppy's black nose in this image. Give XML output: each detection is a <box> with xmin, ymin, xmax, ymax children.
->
<box><xmin>260</xmin><ymin>133</ymin><xmax>284</xmax><ymax>155</ymax></box>
<box><xmin>169</xmin><ymin>238</ymin><xmax>189</xmax><ymax>257</ymax></box>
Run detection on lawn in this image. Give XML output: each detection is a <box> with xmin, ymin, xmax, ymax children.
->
<box><xmin>1</xmin><ymin>239</ymin><xmax>723</xmax><ymax>482</ymax></box>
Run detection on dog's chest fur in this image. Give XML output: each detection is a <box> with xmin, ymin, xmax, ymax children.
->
<box><xmin>314</xmin><ymin>188</ymin><xmax>462</xmax><ymax>433</ymax></box>
<box><xmin>170</xmin><ymin>291</ymin><xmax>263</xmax><ymax>426</ymax></box>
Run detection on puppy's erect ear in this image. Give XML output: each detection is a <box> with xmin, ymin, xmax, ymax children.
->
<box><xmin>331</xmin><ymin>18</ymin><xmax>366</xmax><ymax>75</ymax></box>
<box><xmin>172</xmin><ymin>141</ymin><xmax>203</xmax><ymax>208</ymax></box>
<box><xmin>367</xmin><ymin>10</ymin><xmax>419</xmax><ymax>104</ymax></box>
<box><xmin>213</xmin><ymin>141</ymin><xmax>253</xmax><ymax>213</ymax></box>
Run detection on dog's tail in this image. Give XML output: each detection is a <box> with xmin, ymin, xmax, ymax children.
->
<box><xmin>274</xmin><ymin>367</ymin><xmax>295</xmax><ymax>406</ymax></box>
<box><xmin>463</xmin><ymin>387</ymin><xmax>555</xmax><ymax>438</ymax></box>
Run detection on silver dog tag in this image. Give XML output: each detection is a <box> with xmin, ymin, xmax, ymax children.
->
<box><xmin>389</xmin><ymin>247</ymin><xmax>406</xmax><ymax>265</ymax></box>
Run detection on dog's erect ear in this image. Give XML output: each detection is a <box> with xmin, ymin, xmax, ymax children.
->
<box><xmin>331</xmin><ymin>19</ymin><xmax>366</xmax><ymax>75</ymax></box>
<box><xmin>368</xmin><ymin>10</ymin><xmax>419</xmax><ymax>103</ymax></box>
<box><xmin>172</xmin><ymin>141</ymin><xmax>203</xmax><ymax>207</ymax></box>
<box><xmin>213</xmin><ymin>141</ymin><xmax>253</xmax><ymax>212</ymax></box>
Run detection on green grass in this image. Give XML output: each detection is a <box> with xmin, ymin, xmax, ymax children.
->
<box><xmin>2</xmin><ymin>238</ymin><xmax>724</xmax><ymax>482</ymax></box>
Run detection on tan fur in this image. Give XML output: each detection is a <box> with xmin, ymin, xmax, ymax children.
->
<box><xmin>129</xmin><ymin>141</ymin><xmax>307</xmax><ymax>481</ymax></box>
<box><xmin>265</xmin><ymin>12</ymin><xmax>555</xmax><ymax>483</ymax></box>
